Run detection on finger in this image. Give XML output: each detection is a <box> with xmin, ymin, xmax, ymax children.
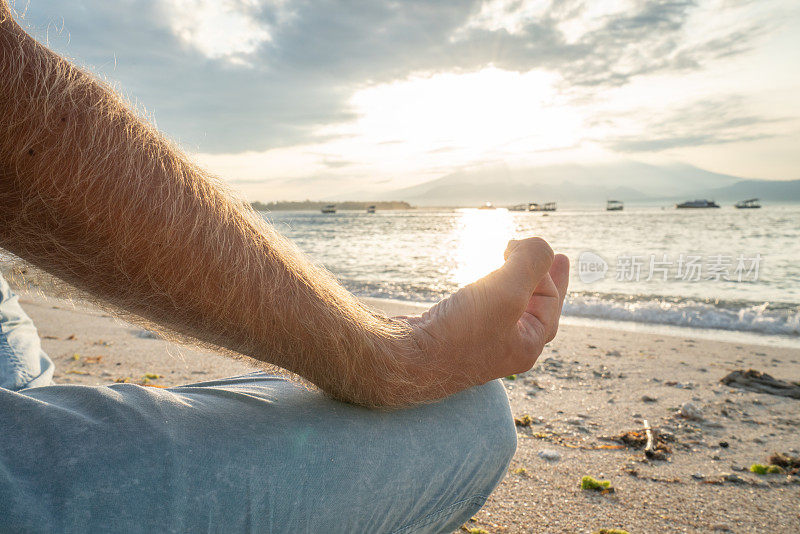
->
<box><xmin>522</xmin><ymin>255</ymin><xmax>570</xmax><ymax>341</ymax></box>
<box><xmin>496</xmin><ymin>237</ymin><xmax>554</xmax><ymax>297</ymax></box>
<box><xmin>544</xmin><ymin>254</ymin><xmax>570</xmax><ymax>339</ymax></box>
<box><xmin>550</xmin><ymin>254</ymin><xmax>570</xmax><ymax>304</ymax></box>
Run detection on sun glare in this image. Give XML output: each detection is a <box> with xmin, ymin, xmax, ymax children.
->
<box><xmin>451</xmin><ymin>208</ymin><xmax>515</xmax><ymax>287</ymax></box>
<box><xmin>340</xmin><ymin>68</ymin><xmax>582</xmax><ymax>159</ymax></box>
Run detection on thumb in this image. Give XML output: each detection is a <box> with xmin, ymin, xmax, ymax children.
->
<box><xmin>492</xmin><ymin>237</ymin><xmax>555</xmax><ymax>302</ymax></box>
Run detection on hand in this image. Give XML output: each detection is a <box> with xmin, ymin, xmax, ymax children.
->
<box><xmin>395</xmin><ymin>237</ymin><xmax>569</xmax><ymax>401</ymax></box>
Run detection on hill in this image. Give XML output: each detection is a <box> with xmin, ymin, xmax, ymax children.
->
<box><xmin>379</xmin><ymin>161</ymin><xmax>797</xmax><ymax>206</ymax></box>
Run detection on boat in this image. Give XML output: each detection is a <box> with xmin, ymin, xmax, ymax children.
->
<box><xmin>529</xmin><ymin>202</ymin><xmax>556</xmax><ymax>212</ymax></box>
<box><xmin>735</xmin><ymin>198</ymin><xmax>761</xmax><ymax>209</ymax></box>
<box><xmin>675</xmin><ymin>199</ymin><xmax>720</xmax><ymax>209</ymax></box>
<box><xmin>366</xmin><ymin>205</ymin><xmax>376</xmax><ymax>213</ymax></box>
<box><xmin>606</xmin><ymin>200</ymin><xmax>623</xmax><ymax>211</ymax></box>
<box><xmin>509</xmin><ymin>204</ymin><xmax>528</xmax><ymax>212</ymax></box>
<box><xmin>321</xmin><ymin>204</ymin><xmax>336</xmax><ymax>214</ymax></box>
<box><xmin>478</xmin><ymin>201</ymin><xmax>496</xmax><ymax>210</ymax></box>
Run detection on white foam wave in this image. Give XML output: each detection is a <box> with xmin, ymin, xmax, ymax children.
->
<box><xmin>563</xmin><ymin>295</ymin><xmax>800</xmax><ymax>337</ymax></box>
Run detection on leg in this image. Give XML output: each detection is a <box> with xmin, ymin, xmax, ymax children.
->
<box><xmin>0</xmin><ymin>272</ymin><xmax>54</xmax><ymax>390</ymax></box>
<box><xmin>0</xmin><ymin>373</ymin><xmax>515</xmax><ymax>533</ymax></box>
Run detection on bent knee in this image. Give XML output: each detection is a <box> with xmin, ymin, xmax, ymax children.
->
<box><xmin>469</xmin><ymin>379</ymin><xmax>517</xmax><ymax>462</ymax></box>
<box><xmin>441</xmin><ymin>379</ymin><xmax>517</xmax><ymax>480</ymax></box>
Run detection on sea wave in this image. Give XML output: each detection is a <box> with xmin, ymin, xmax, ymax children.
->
<box><xmin>563</xmin><ymin>292</ymin><xmax>800</xmax><ymax>337</ymax></box>
<box><xmin>343</xmin><ymin>278</ymin><xmax>800</xmax><ymax>338</ymax></box>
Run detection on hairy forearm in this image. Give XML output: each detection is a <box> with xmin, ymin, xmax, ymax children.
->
<box><xmin>0</xmin><ymin>14</ymin><xmax>416</xmax><ymax>405</ymax></box>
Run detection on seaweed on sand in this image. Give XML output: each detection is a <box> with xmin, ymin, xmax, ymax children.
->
<box><xmin>581</xmin><ymin>476</ymin><xmax>614</xmax><ymax>493</ymax></box>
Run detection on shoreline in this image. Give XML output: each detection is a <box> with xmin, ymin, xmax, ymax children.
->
<box><xmin>5</xmin><ymin>259</ymin><xmax>798</xmax><ymax>348</ymax></box>
<box><xmin>5</xmin><ymin>279</ymin><xmax>800</xmax><ymax>531</ymax></box>
<box><xmin>361</xmin><ymin>296</ymin><xmax>800</xmax><ymax>350</ymax></box>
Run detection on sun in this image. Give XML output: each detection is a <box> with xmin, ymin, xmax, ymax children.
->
<box><xmin>451</xmin><ymin>208</ymin><xmax>515</xmax><ymax>287</ymax></box>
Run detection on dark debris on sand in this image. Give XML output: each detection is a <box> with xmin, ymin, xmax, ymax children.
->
<box><xmin>606</xmin><ymin>427</ymin><xmax>674</xmax><ymax>461</ymax></box>
<box><xmin>721</xmin><ymin>369</ymin><xmax>800</xmax><ymax>399</ymax></box>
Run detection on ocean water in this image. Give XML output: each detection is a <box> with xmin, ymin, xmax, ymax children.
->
<box><xmin>264</xmin><ymin>205</ymin><xmax>800</xmax><ymax>341</ymax></box>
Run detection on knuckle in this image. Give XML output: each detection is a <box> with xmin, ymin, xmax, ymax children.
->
<box><xmin>522</xmin><ymin>237</ymin><xmax>554</xmax><ymax>261</ymax></box>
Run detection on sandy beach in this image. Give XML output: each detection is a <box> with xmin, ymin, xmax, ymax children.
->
<box><xmin>6</xmin><ymin>276</ymin><xmax>800</xmax><ymax>533</ymax></box>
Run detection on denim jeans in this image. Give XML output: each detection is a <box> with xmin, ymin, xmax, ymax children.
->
<box><xmin>0</xmin><ymin>273</ymin><xmax>516</xmax><ymax>533</ymax></box>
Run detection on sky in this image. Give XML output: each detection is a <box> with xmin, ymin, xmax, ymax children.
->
<box><xmin>12</xmin><ymin>0</ymin><xmax>800</xmax><ymax>200</ymax></box>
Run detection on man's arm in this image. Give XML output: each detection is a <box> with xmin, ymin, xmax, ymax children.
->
<box><xmin>0</xmin><ymin>7</ymin><xmax>568</xmax><ymax>406</ymax></box>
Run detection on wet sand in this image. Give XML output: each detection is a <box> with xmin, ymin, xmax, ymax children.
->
<box><xmin>7</xmin><ymin>285</ymin><xmax>800</xmax><ymax>533</ymax></box>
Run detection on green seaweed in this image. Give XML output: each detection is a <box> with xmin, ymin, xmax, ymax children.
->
<box><xmin>750</xmin><ymin>464</ymin><xmax>784</xmax><ymax>475</ymax></box>
<box><xmin>514</xmin><ymin>414</ymin><xmax>532</xmax><ymax>427</ymax></box>
<box><xmin>505</xmin><ymin>374</ymin><xmax>517</xmax><ymax>380</ymax></box>
<box><xmin>581</xmin><ymin>476</ymin><xmax>613</xmax><ymax>491</ymax></box>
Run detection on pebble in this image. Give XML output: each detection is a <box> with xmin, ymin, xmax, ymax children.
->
<box><xmin>641</xmin><ymin>395</ymin><xmax>658</xmax><ymax>403</ymax></box>
<box><xmin>678</xmin><ymin>402</ymin><xmax>704</xmax><ymax>421</ymax></box>
<box><xmin>691</xmin><ymin>472</ymin><xmax>705</xmax><ymax>480</ymax></box>
<box><xmin>605</xmin><ymin>350</ymin><xmax>621</xmax><ymax>357</ymax></box>
<box><xmin>538</xmin><ymin>449</ymin><xmax>561</xmax><ymax>462</ymax></box>
<box><xmin>722</xmin><ymin>473</ymin><xmax>744</xmax><ymax>484</ymax></box>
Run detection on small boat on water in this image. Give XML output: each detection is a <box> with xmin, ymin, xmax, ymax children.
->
<box><xmin>735</xmin><ymin>198</ymin><xmax>761</xmax><ymax>209</ymax></box>
<box><xmin>529</xmin><ymin>202</ymin><xmax>556</xmax><ymax>212</ymax></box>
<box><xmin>321</xmin><ymin>204</ymin><xmax>336</xmax><ymax>214</ymax></box>
<box><xmin>676</xmin><ymin>199</ymin><xmax>720</xmax><ymax>209</ymax></box>
<box><xmin>366</xmin><ymin>205</ymin><xmax>376</xmax><ymax>213</ymax></box>
<box><xmin>478</xmin><ymin>201</ymin><xmax>496</xmax><ymax>210</ymax></box>
<box><xmin>606</xmin><ymin>200</ymin><xmax>623</xmax><ymax>211</ymax></box>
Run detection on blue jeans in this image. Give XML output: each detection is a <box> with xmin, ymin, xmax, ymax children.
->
<box><xmin>0</xmin><ymin>273</ymin><xmax>516</xmax><ymax>533</ymax></box>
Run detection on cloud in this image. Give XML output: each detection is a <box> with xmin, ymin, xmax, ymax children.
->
<box><xmin>161</xmin><ymin>0</ymin><xmax>275</xmax><ymax>62</ymax></box>
<box><xmin>604</xmin><ymin>96</ymin><xmax>781</xmax><ymax>152</ymax></box>
<box><xmin>13</xmin><ymin>0</ymin><xmax>776</xmax><ymax>154</ymax></box>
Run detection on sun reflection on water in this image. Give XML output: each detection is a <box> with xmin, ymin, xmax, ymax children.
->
<box><xmin>451</xmin><ymin>208</ymin><xmax>515</xmax><ymax>287</ymax></box>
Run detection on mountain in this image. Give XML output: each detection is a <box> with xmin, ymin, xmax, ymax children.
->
<box><xmin>378</xmin><ymin>161</ymin><xmax>797</xmax><ymax>206</ymax></box>
<box><xmin>701</xmin><ymin>179</ymin><xmax>800</xmax><ymax>202</ymax></box>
